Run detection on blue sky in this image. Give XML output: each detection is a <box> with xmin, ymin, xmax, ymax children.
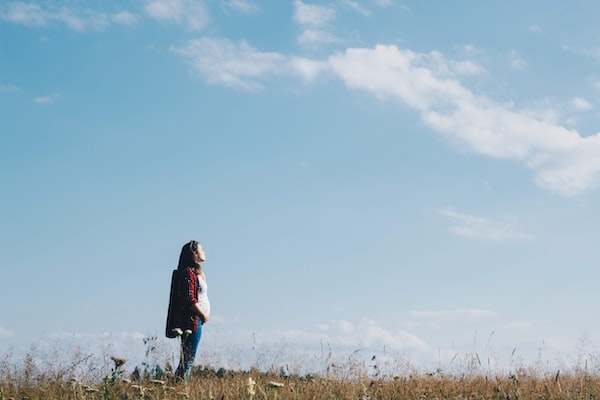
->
<box><xmin>2</xmin><ymin>0</ymin><xmax>600</xmax><ymax>374</ymax></box>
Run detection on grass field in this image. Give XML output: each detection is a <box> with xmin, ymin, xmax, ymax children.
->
<box><xmin>2</xmin><ymin>340</ymin><xmax>599</xmax><ymax>399</ymax></box>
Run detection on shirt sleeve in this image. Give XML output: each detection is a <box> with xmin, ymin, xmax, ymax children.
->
<box><xmin>182</xmin><ymin>268</ymin><xmax>199</xmax><ymax>306</ymax></box>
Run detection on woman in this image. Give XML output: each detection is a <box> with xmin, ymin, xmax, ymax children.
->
<box><xmin>166</xmin><ymin>240</ymin><xmax>211</xmax><ymax>382</ymax></box>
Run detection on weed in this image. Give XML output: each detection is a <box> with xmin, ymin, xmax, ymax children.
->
<box><xmin>2</xmin><ymin>339</ymin><xmax>600</xmax><ymax>399</ymax></box>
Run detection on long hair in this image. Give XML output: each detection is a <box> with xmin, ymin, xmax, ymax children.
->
<box><xmin>178</xmin><ymin>240</ymin><xmax>199</xmax><ymax>270</ymax></box>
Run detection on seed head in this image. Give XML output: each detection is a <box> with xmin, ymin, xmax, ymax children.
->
<box><xmin>110</xmin><ymin>356</ymin><xmax>126</xmax><ymax>368</ymax></box>
<box><xmin>171</xmin><ymin>328</ymin><xmax>183</xmax><ymax>337</ymax></box>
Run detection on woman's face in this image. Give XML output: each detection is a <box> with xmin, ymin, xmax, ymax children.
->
<box><xmin>193</xmin><ymin>243</ymin><xmax>206</xmax><ymax>264</ymax></box>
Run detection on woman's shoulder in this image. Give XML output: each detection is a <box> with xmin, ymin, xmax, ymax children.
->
<box><xmin>179</xmin><ymin>266</ymin><xmax>200</xmax><ymax>279</ymax></box>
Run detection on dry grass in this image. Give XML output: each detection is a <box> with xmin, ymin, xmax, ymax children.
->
<box><xmin>2</xmin><ymin>340</ymin><xmax>600</xmax><ymax>400</ymax></box>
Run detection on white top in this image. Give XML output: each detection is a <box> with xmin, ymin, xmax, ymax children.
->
<box><xmin>197</xmin><ymin>272</ymin><xmax>210</xmax><ymax>319</ymax></box>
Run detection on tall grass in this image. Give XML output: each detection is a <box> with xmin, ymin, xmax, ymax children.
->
<box><xmin>2</xmin><ymin>338</ymin><xmax>600</xmax><ymax>399</ymax></box>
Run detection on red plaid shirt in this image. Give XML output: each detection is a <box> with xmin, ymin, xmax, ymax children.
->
<box><xmin>171</xmin><ymin>267</ymin><xmax>200</xmax><ymax>333</ymax></box>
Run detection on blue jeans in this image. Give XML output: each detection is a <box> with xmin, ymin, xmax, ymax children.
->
<box><xmin>175</xmin><ymin>326</ymin><xmax>202</xmax><ymax>382</ymax></box>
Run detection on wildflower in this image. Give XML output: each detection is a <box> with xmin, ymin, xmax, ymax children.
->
<box><xmin>171</xmin><ymin>328</ymin><xmax>183</xmax><ymax>337</ymax></box>
<box><xmin>246</xmin><ymin>377</ymin><xmax>256</xmax><ymax>398</ymax></box>
<box><xmin>268</xmin><ymin>381</ymin><xmax>284</xmax><ymax>400</ymax></box>
<box><xmin>110</xmin><ymin>356</ymin><xmax>126</xmax><ymax>368</ymax></box>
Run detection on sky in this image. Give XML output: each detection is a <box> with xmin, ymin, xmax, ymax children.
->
<box><xmin>2</xmin><ymin>0</ymin><xmax>600</xmax><ymax>376</ymax></box>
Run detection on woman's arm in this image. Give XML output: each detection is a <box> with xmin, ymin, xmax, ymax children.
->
<box><xmin>192</xmin><ymin>302</ymin><xmax>209</xmax><ymax>324</ymax></box>
<box><xmin>182</xmin><ymin>268</ymin><xmax>209</xmax><ymax>323</ymax></box>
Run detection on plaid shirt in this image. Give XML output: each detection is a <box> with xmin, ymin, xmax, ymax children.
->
<box><xmin>171</xmin><ymin>267</ymin><xmax>200</xmax><ymax>333</ymax></box>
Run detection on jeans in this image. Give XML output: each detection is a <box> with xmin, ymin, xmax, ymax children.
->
<box><xmin>175</xmin><ymin>325</ymin><xmax>202</xmax><ymax>382</ymax></box>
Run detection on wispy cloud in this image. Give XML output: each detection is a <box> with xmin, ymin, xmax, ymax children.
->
<box><xmin>562</xmin><ymin>45</ymin><xmax>600</xmax><ymax>63</ymax></box>
<box><xmin>171</xmin><ymin>38</ymin><xmax>286</xmax><ymax>91</ymax></box>
<box><xmin>170</xmin><ymin>42</ymin><xmax>600</xmax><ymax>195</ymax></box>
<box><xmin>171</xmin><ymin>37</ymin><xmax>334</xmax><ymax>88</ymax></box>
<box><xmin>144</xmin><ymin>0</ymin><xmax>208</xmax><ymax>30</ymax></box>
<box><xmin>373</xmin><ymin>0</ymin><xmax>394</xmax><ymax>6</ymax></box>
<box><xmin>571</xmin><ymin>97</ymin><xmax>593</xmax><ymax>111</ymax></box>
<box><xmin>340</xmin><ymin>0</ymin><xmax>371</xmax><ymax>16</ymax></box>
<box><xmin>222</xmin><ymin>0</ymin><xmax>259</xmax><ymax>15</ymax></box>
<box><xmin>285</xmin><ymin>318</ymin><xmax>429</xmax><ymax>352</ymax></box>
<box><xmin>293</xmin><ymin>0</ymin><xmax>335</xmax><ymax>26</ymax></box>
<box><xmin>293</xmin><ymin>0</ymin><xmax>338</xmax><ymax>47</ymax></box>
<box><xmin>289</xmin><ymin>56</ymin><xmax>329</xmax><ymax>81</ymax></box>
<box><xmin>411</xmin><ymin>309</ymin><xmax>498</xmax><ymax>320</ymax></box>
<box><xmin>438</xmin><ymin>207</ymin><xmax>535</xmax><ymax>241</ymax></box>
<box><xmin>1</xmin><ymin>2</ymin><xmax>47</xmax><ymax>26</ymax></box>
<box><xmin>327</xmin><ymin>45</ymin><xmax>600</xmax><ymax>195</ymax></box>
<box><xmin>111</xmin><ymin>11</ymin><xmax>138</xmax><ymax>26</ymax></box>
<box><xmin>0</xmin><ymin>326</ymin><xmax>14</xmax><ymax>338</ymax></box>
<box><xmin>51</xmin><ymin>331</ymin><xmax>146</xmax><ymax>340</ymax></box>
<box><xmin>0</xmin><ymin>84</ymin><xmax>21</xmax><ymax>92</ymax></box>
<box><xmin>297</xmin><ymin>29</ymin><xmax>339</xmax><ymax>47</ymax></box>
<box><xmin>161</xmin><ymin>15</ymin><xmax>600</xmax><ymax>197</ymax></box>
<box><xmin>508</xmin><ymin>49</ymin><xmax>527</xmax><ymax>70</ymax></box>
<box><xmin>0</xmin><ymin>1</ymin><xmax>137</xmax><ymax>31</ymax></box>
<box><xmin>34</xmin><ymin>93</ymin><xmax>60</xmax><ymax>104</ymax></box>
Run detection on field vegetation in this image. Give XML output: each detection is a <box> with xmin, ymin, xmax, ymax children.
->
<box><xmin>2</xmin><ymin>338</ymin><xmax>599</xmax><ymax>399</ymax></box>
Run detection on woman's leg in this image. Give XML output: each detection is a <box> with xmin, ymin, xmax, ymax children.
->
<box><xmin>175</xmin><ymin>326</ymin><xmax>202</xmax><ymax>382</ymax></box>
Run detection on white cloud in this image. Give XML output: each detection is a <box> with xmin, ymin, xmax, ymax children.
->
<box><xmin>51</xmin><ymin>331</ymin><xmax>146</xmax><ymax>340</ymax></box>
<box><xmin>293</xmin><ymin>0</ymin><xmax>335</xmax><ymax>27</ymax></box>
<box><xmin>34</xmin><ymin>93</ymin><xmax>59</xmax><ymax>104</ymax></box>
<box><xmin>111</xmin><ymin>11</ymin><xmax>138</xmax><ymax>26</ymax></box>
<box><xmin>327</xmin><ymin>45</ymin><xmax>600</xmax><ymax>195</ymax></box>
<box><xmin>171</xmin><ymin>38</ymin><xmax>286</xmax><ymax>91</ymax></box>
<box><xmin>287</xmin><ymin>319</ymin><xmax>429</xmax><ymax>352</ymax></box>
<box><xmin>0</xmin><ymin>326</ymin><xmax>14</xmax><ymax>338</ymax></box>
<box><xmin>424</xmin><ymin>50</ymin><xmax>484</xmax><ymax>77</ymax></box>
<box><xmin>223</xmin><ymin>0</ymin><xmax>259</xmax><ymax>14</ymax></box>
<box><xmin>508</xmin><ymin>49</ymin><xmax>527</xmax><ymax>70</ymax></box>
<box><xmin>293</xmin><ymin>0</ymin><xmax>337</xmax><ymax>47</ymax></box>
<box><xmin>170</xmin><ymin>37</ymin><xmax>600</xmax><ymax>195</ymax></box>
<box><xmin>562</xmin><ymin>45</ymin><xmax>600</xmax><ymax>63</ymax></box>
<box><xmin>0</xmin><ymin>85</ymin><xmax>20</xmax><ymax>92</ymax></box>
<box><xmin>438</xmin><ymin>207</ymin><xmax>535</xmax><ymax>242</ymax></box>
<box><xmin>0</xmin><ymin>2</ymin><xmax>136</xmax><ymax>31</ymax></box>
<box><xmin>144</xmin><ymin>0</ymin><xmax>208</xmax><ymax>30</ymax></box>
<box><xmin>298</xmin><ymin>29</ymin><xmax>340</xmax><ymax>46</ymax></box>
<box><xmin>172</xmin><ymin>37</ymin><xmax>332</xmax><ymax>88</ymax></box>
<box><xmin>373</xmin><ymin>0</ymin><xmax>394</xmax><ymax>7</ymax></box>
<box><xmin>340</xmin><ymin>0</ymin><xmax>371</xmax><ymax>16</ymax></box>
<box><xmin>290</xmin><ymin>57</ymin><xmax>329</xmax><ymax>81</ymax></box>
<box><xmin>411</xmin><ymin>309</ymin><xmax>498</xmax><ymax>320</ymax></box>
<box><xmin>529</xmin><ymin>25</ymin><xmax>542</xmax><ymax>33</ymax></box>
<box><xmin>1</xmin><ymin>2</ymin><xmax>47</xmax><ymax>26</ymax></box>
<box><xmin>571</xmin><ymin>96</ymin><xmax>593</xmax><ymax>111</ymax></box>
